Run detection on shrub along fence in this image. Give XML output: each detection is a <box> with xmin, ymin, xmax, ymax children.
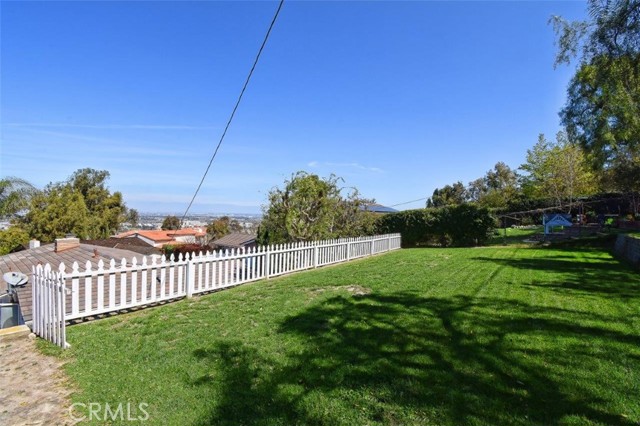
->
<box><xmin>32</xmin><ymin>234</ymin><xmax>401</xmax><ymax>348</ymax></box>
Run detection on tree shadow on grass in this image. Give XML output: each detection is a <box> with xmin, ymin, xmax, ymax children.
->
<box><xmin>191</xmin><ymin>291</ymin><xmax>639</xmax><ymax>425</ymax></box>
<box><xmin>472</xmin><ymin>247</ymin><xmax>640</xmax><ymax>299</ymax></box>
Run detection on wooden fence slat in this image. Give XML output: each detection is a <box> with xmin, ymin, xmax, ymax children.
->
<box><xmin>108</xmin><ymin>260</ymin><xmax>116</xmax><ymax>310</ymax></box>
<box><xmin>141</xmin><ymin>256</ymin><xmax>148</xmax><ymax>303</ymax></box>
<box><xmin>97</xmin><ymin>260</ymin><xmax>105</xmax><ymax>312</ymax></box>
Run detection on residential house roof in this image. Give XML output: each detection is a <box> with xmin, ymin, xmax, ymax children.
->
<box><xmin>115</xmin><ymin>228</ymin><xmax>207</xmax><ymax>246</ymax></box>
<box><xmin>360</xmin><ymin>204</ymin><xmax>398</xmax><ymax>214</ymax></box>
<box><xmin>212</xmin><ymin>233</ymin><xmax>257</xmax><ymax>249</ymax></box>
<box><xmin>82</xmin><ymin>237</ymin><xmax>160</xmax><ymax>256</ymax></box>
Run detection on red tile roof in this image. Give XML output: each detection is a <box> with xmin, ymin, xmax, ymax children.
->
<box><xmin>115</xmin><ymin>228</ymin><xmax>206</xmax><ymax>244</ymax></box>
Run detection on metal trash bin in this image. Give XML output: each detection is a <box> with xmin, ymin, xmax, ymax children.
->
<box><xmin>0</xmin><ymin>302</ymin><xmax>22</xmax><ymax>328</ymax></box>
<box><xmin>1</xmin><ymin>272</ymin><xmax>28</xmax><ymax>329</ymax></box>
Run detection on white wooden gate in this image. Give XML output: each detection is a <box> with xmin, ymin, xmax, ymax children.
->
<box><xmin>32</xmin><ymin>264</ymin><xmax>70</xmax><ymax>348</ymax></box>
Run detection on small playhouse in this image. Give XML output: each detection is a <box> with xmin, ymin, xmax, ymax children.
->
<box><xmin>543</xmin><ymin>213</ymin><xmax>573</xmax><ymax>235</ymax></box>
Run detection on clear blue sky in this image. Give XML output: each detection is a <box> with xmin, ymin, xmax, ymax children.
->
<box><xmin>1</xmin><ymin>1</ymin><xmax>587</xmax><ymax>214</ymax></box>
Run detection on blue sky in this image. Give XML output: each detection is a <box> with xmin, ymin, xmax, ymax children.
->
<box><xmin>1</xmin><ymin>1</ymin><xmax>587</xmax><ymax>214</ymax></box>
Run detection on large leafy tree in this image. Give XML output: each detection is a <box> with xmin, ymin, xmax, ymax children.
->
<box><xmin>23</xmin><ymin>168</ymin><xmax>127</xmax><ymax>242</ymax></box>
<box><xmin>334</xmin><ymin>190</ymin><xmax>378</xmax><ymax>237</ymax></box>
<box><xmin>67</xmin><ymin>168</ymin><xmax>127</xmax><ymax>238</ymax></box>
<box><xmin>600</xmin><ymin>145</ymin><xmax>640</xmax><ymax>214</ymax></box>
<box><xmin>25</xmin><ymin>185</ymin><xmax>91</xmax><ymax>241</ymax></box>
<box><xmin>467</xmin><ymin>178</ymin><xmax>489</xmax><ymax>204</ymax></box>
<box><xmin>469</xmin><ymin>162</ymin><xmax>520</xmax><ymax>209</ymax></box>
<box><xmin>551</xmin><ymin>0</ymin><xmax>640</xmax><ymax>171</ymax></box>
<box><xmin>0</xmin><ymin>226</ymin><xmax>30</xmax><ymax>255</ymax></box>
<box><xmin>258</xmin><ymin>171</ymin><xmax>373</xmax><ymax>244</ymax></box>
<box><xmin>426</xmin><ymin>163</ymin><xmax>520</xmax><ymax>210</ymax></box>
<box><xmin>0</xmin><ymin>176</ymin><xmax>39</xmax><ymax>217</ymax></box>
<box><xmin>161</xmin><ymin>215</ymin><xmax>181</xmax><ymax>231</ymax></box>
<box><xmin>125</xmin><ymin>208</ymin><xmax>140</xmax><ymax>228</ymax></box>
<box><xmin>206</xmin><ymin>216</ymin><xmax>243</xmax><ymax>242</ymax></box>
<box><xmin>207</xmin><ymin>217</ymin><xmax>230</xmax><ymax>242</ymax></box>
<box><xmin>520</xmin><ymin>132</ymin><xmax>599</xmax><ymax>210</ymax></box>
<box><xmin>426</xmin><ymin>182</ymin><xmax>467</xmax><ymax>208</ymax></box>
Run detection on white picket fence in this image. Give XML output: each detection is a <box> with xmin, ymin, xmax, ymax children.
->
<box><xmin>32</xmin><ymin>234</ymin><xmax>401</xmax><ymax>348</ymax></box>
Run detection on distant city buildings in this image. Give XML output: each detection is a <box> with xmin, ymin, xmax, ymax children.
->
<box><xmin>132</xmin><ymin>213</ymin><xmax>262</xmax><ymax>234</ymax></box>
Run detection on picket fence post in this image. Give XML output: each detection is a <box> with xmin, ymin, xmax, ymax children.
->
<box><xmin>313</xmin><ymin>243</ymin><xmax>319</xmax><ymax>268</ymax></box>
<box><xmin>186</xmin><ymin>252</ymin><xmax>195</xmax><ymax>298</ymax></box>
<box><xmin>57</xmin><ymin>263</ymin><xmax>69</xmax><ymax>349</ymax></box>
<box><xmin>265</xmin><ymin>244</ymin><xmax>271</xmax><ymax>279</ymax></box>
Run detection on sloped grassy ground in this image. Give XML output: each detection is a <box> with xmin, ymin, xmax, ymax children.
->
<box><xmin>45</xmin><ymin>240</ymin><xmax>640</xmax><ymax>425</ymax></box>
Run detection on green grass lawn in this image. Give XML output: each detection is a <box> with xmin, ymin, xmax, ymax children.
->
<box><xmin>46</xmin><ymin>240</ymin><xmax>640</xmax><ymax>425</ymax></box>
<box><xmin>488</xmin><ymin>227</ymin><xmax>543</xmax><ymax>245</ymax></box>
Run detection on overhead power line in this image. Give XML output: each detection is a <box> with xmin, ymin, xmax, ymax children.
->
<box><xmin>178</xmin><ymin>0</ymin><xmax>285</xmax><ymax>227</ymax></box>
<box><xmin>495</xmin><ymin>196</ymin><xmax>628</xmax><ymax>218</ymax></box>
<box><xmin>389</xmin><ymin>194</ymin><xmax>628</xmax><ymax>213</ymax></box>
<box><xmin>389</xmin><ymin>197</ymin><xmax>429</xmax><ymax>208</ymax></box>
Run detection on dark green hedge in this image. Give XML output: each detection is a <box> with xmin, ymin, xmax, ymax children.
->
<box><xmin>162</xmin><ymin>243</ymin><xmax>210</xmax><ymax>260</ymax></box>
<box><xmin>375</xmin><ymin>204</ymin><xmax>495</xmax><ymax>247</ymax></box>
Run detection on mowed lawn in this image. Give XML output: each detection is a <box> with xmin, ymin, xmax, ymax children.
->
<box><xmin>49</xmin><ymin>240</ymin><xmax>640</xmax><ymax>425</ymax></box>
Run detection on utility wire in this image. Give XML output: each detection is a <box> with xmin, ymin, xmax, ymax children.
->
<box><xmin>495</xmin><ymin>196</ymin><xmax>627</xmax><ymax>218</ymax></box>
<box><xmin>178</xmin><ymin>0</ymin><xmax>285</xmax><ymax>229</ymax></box>
<box><xmin>389</xmin><ymin>194</ymin><xmax>627</xmax><ymax>213</ymax></box>
<box><xmin>389</xmin><ymin>197</ymin><xmax>429</xmax><ymax>208</ymax></box>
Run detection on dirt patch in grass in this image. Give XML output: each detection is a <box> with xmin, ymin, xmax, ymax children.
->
<box><xmin>344</xmin><ymin>285</ymin><xmax>372</xmax><ymax>296</ymax></box>
<box><xmin>309</xmin><ymin>285</ymin><xmax>372</xmax><ymax>297</ymax></box>
<box><xmin>0</xmin><ymin>337</ymin><xmax>75</xmax><ymax>426</ymax></box>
